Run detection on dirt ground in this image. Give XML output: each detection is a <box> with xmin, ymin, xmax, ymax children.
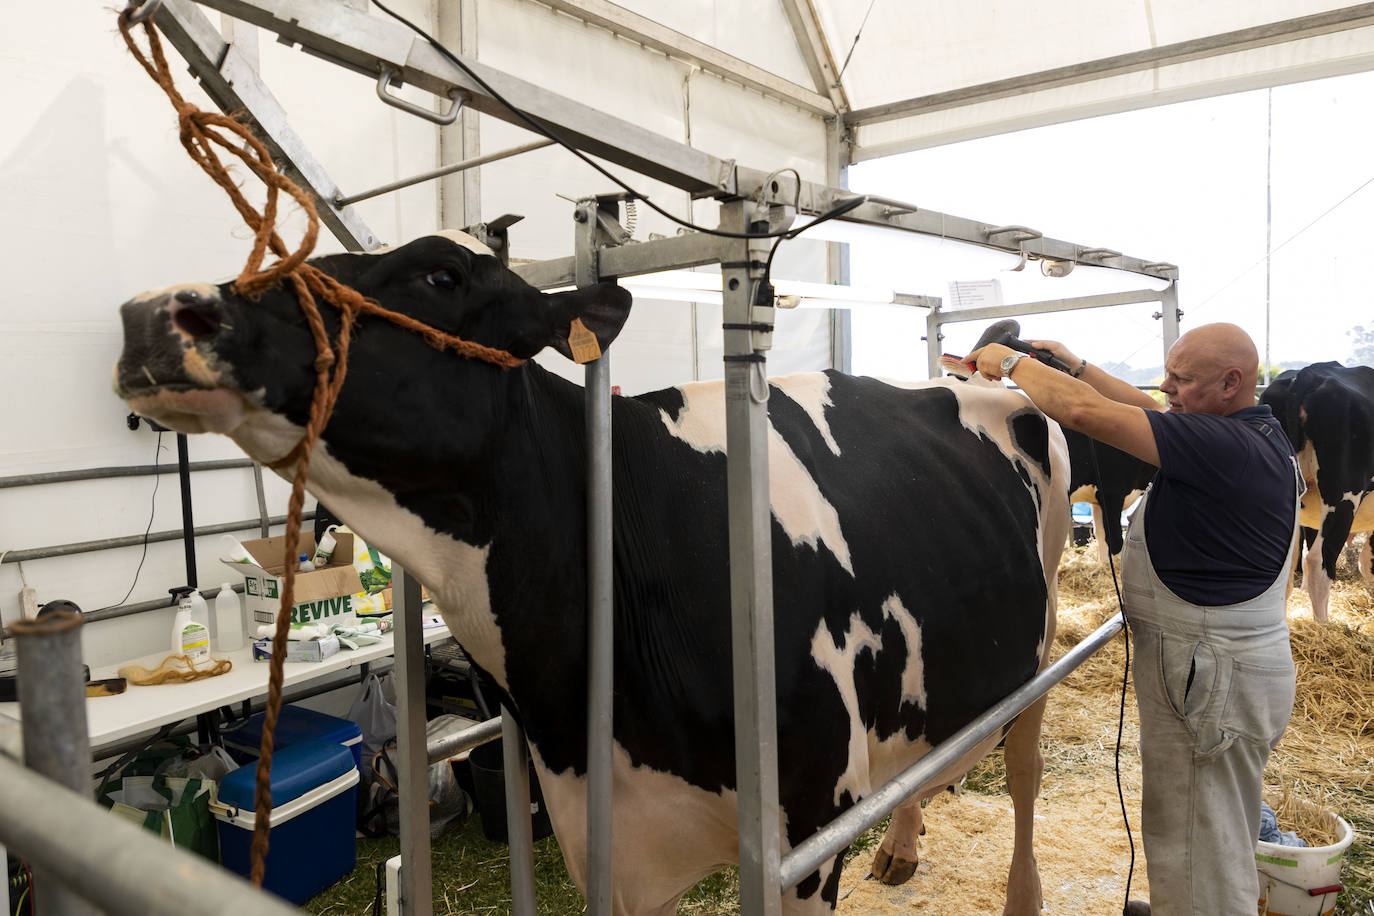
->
<box><xmin>836</xmin><ymin>542</ymin><xmax>1373</xmax><ymax>915</ymax></box>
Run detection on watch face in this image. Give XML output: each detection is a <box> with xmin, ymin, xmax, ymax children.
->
<box><xmin>1000</xmin><ymin>354</ymin><xmax>1021</xmax><ymax>376</ymax></box>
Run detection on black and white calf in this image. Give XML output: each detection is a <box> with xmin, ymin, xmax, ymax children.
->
<box><xmin>1260</xmin><ymin>362</ymin><xmax>1374</xmax><ymax>620</ymax></box>
<box><xmin>114</xmin><ymin>231</ymin><xmax>1070</xmax><ymax>914</ymax></box>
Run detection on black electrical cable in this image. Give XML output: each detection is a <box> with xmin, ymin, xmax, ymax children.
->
<box><xmin>1084</xmin><ymin>439</ymin><xmax>1139</xmax><ymax>915</ymax></box>
<box><xmin>96</xmin><ymin>430</ymin><xmax>163</xmax><ymax>612</ymax></box>
<box><xmin>369</xmin><ymin>0</ymin><xmax>869</xmax><ymax>247</ymax></box>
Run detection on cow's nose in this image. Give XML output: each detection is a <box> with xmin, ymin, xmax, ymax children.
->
<box><xmin>169</xmin><ymin>288</ymin><xmax>224</xmax><ymax>339</ymax></box>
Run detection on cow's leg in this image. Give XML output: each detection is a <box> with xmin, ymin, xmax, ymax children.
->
<box><xmin>1302</xmin><ymin>532</ymin><xmax>1332</xmax><ymax>622</ymax></box>
<box><xmin>871</xmin><ymin>795</ymin><xmax>923</xmax><ymax>884</ymax></box>
<box><xmin>1091</xmin><ymin>504</ymin><xmax>1110</xmax><ymax>565</ymax></box>
<box><xmin>1360</xmin><ymin>535</ymin><xmax>1373</xmax><ymax>583</ymax></box>
<box><xmin>782</xmin><ymin>851</ymin><xmax>847</xmax><ymax>915</ymax></box>
<box><xmin>1001</xmin><ymin>694</ymin><xmax>1046</xmax><ymax>916</ymax></box>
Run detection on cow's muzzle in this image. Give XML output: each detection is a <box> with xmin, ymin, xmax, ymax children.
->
<box><xmin>113</xmin><ymin>284</ymin><xmax>244</xmax><ymax>434</ymax></box>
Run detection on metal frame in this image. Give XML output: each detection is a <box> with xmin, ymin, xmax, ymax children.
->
<box><xmin>83</xmin><ymin>4</ymin><xmax>1184</xmax><ymax>914</ymax></box>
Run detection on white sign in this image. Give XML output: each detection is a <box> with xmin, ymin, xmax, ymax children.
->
<box><xmin>948</xmin><ymin>279</ymin><xmax>1003</xmax><ymax>310</ymax></box>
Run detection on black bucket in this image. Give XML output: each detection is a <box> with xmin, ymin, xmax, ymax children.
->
<box><xmin>467</xmin><ymin>740</ymin><xmax>553</xmax><ymax>844</ymax></box>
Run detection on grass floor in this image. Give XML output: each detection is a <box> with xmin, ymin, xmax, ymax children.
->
<box><xmin>302</xmin><ymin>809</ymin><xmax>746</xmax><ymax>915</ymax></box>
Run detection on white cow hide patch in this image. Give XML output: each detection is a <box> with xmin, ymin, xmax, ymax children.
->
<box><xmin>658</xmin><ymin>377</ymin><xmax>854</xmax><ymax>574</ymax></box>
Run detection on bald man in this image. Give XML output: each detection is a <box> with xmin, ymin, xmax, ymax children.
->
<box><xmin>969</xmin><ymin>324</ymin><xmax>1301</xmax><ymax>916</ymax></box>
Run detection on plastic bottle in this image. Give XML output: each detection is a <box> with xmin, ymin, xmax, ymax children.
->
<box><xmin>214</xmin><ymin>583</ymin><xmax>245</xmax><ymax>652</ymax></box>
<box><xmin>312</xmin><ymin>525</ymin><xmax>339</xmax><ymax>569</ymax></box>
<box><xmin>298</xmin><ymin>553</ymin><xmax>315</xmax><ymax>572</ymax></box>
<box><xmin>169</xmin><ymin>586</ymin><xmax>211</xmax><ymax>666</ymax></box>
<box><xmin>218</xmin><ymin>534</ymin><xmax>255</xmax><ymax>565</ymax></box>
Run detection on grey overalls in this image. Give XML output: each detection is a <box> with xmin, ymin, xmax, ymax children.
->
<box><xmin>1120</xmin><ymin>463</ymin><xmax>1301</xmax><ymax>916</ymax></box>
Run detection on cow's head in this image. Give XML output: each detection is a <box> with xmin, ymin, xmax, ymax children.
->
<box><xmin>113</xmin><ymin>231</ymin><xmax>632</xmax><ymax>466</ymax></box>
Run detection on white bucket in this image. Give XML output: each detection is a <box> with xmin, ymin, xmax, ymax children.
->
<box><xmin>1255</xmin><ymin>812</ymin><xmax>1354</xmax><ymax>916</ymax></box>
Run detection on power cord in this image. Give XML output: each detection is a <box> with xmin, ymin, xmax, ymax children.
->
<box><xmin>95</xmin><ymin>429</ymin><xmax>164</xmax><ymax>612</ymax></box>
<box><xmin>1084</xmin><ymin>439</ymin><xmax>1139</xmax><ymax>915</ymax></box>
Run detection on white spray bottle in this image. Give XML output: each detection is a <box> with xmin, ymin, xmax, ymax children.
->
<box><xmin>169</xmin><ymin>586</ymin><xmax>212</xmax><ymax>666</ymax></box>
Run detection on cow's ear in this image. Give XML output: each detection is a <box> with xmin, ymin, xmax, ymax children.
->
<box><xmin>544</xmin><ymin>283</ymin><xmax>633</xmax><ymax>364</ymax></box>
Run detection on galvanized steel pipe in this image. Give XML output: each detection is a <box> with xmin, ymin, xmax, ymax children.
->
<box><xmin>14</xmin><ymin>609</ymin><xmax>97</xmax><ymax>915</ymax></box>
<box><xmin>0</xmin><ymin>753</ymin><xmax>301</xmax><ymax>916</ymax></box>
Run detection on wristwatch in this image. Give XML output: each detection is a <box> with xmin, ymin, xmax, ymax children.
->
<box><xmin>999</xmin><ymin>352</ymin><xmax>1027</xmax><ymax>379</ymax></box>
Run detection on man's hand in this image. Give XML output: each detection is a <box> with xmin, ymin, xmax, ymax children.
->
<box><xmin>1027</xmin><ymin>339</ymin><xmax>1080</xmax><ymax>369</ymax></box>
<box><xmin>967</xmin><ymin>343</ymin><xmax>1018</xmax><ymax>381</ymax></box>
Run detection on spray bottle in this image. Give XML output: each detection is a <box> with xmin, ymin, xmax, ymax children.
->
<box><xmin>169</xmin><ymin>586</ymin><xmax>212</xmax><ymax>666</ymax></box>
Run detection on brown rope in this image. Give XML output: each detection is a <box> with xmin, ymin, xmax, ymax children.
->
<box><xmin>117</xmin><ymin>8</ymin><xmax>525</xmax><ymax>887</ymax></box>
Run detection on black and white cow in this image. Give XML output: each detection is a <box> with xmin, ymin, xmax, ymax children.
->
<box><xmin>1259</xmin><ymin>362</ymin><xmax>1374</xmax><ymax>621</ymax></box>
<box><xmin>1062</xmin><ymin>428</ymin><xmax>1156</xmax><ymax>564</ymax></box>
<box><xmin>114</xmin><ymin>231</ymin><xmax>1069</xmax><ymax>914</ymax></box>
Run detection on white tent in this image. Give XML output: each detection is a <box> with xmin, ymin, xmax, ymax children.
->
<box><xmin>1</xmin><ymin>0</ymin><xmax>1368</xmax><ymax>910</ymax></box>
<box><xmin>1</xmin><ymin>0</ymin><xmax>1362</xmax><ymax>728</ymax></box>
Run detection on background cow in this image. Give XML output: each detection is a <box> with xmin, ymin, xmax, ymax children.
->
<box><xmin>1260</xmin><ymin>362</ymin><xmax>1374</xmax><ymax>620</ymax></box>
<box><xmin>114</xmin><ymin>231</ymin><xmax>1069</xmax><ymax>915</ymax></box>
<box><xmin>1062</xmin><ymin>428</ymin><xmax>1156</xmax><ymax>564</ymax></box>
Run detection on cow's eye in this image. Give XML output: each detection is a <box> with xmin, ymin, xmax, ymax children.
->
<box><xmin>426</xmin><ymin>269</ymin><xmax>459</xmax><ymax>290</ymax></box>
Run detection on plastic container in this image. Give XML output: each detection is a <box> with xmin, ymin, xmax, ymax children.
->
<box><xmin>221</xmin><ymin>704</ymin><xmax>363</xmax><ymax>771</ymax></box>
<box><xmin>214</xmin><ymin>740</ymin><xmax>358</xmax><ymax>903</ymax></box>
<box><xmin>298</xmin><ymin>553</ymin><xmax>315</xmax><ymax>572</ymax></box>
<box><xmin>1255</xmin><ymin>811</ymin><xmax>1354</xmax><ymax>916</ymax></box>
<box><xmin>214</xmin><ymin>584</ymin><xmax>245</xmax><ymax>652</ymax></box>
<box><xmin>312</xmin><ymin>526</ymin><xmax>339</xmax><ymax>568</ymax></box>
<box><xmin>467</xmin><ymin>739</ymin><xmax>553</xmax><ymax>844</ymax></box>
<box><xmin>169</xmin><ymin>586</ymin><xmax>211</xmax><ymax>665</ymax></box>
<box><xmin>218</xmin><ymin>534</ymin><xmax>255</xmax><ymax>565</ymax></box>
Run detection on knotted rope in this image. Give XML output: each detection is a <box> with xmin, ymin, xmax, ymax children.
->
<box><xmin>117</xmin><ymin>7</ymin><xmax>524</xmax><ymax>886</ymax></box>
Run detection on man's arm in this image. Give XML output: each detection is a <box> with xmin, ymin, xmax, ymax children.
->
<box><xmin>1027</xmin><ymin>339</ymin><xmax>1163</xmax><ymax>411</ymax></box>
<box><xmin>969</xmin><ymin>342</ymin><xmax>1162</xmax><ymax>467</ymax></box>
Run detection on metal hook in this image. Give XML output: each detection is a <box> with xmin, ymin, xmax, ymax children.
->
<box><xmin>376</xmin><ymin>69</ymin><xmax>463</xmax><ymax>126</ymax></box>
<box><xmin>124</xmin><ymin>0</ymin><xmax>163</xmax><ymax>24</ymax></box>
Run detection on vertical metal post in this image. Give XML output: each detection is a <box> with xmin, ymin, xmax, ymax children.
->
<box><xmin>437</xmin><ymin>0</ymin><xmax>481</xmax><ymax>229</ymax></box>
<box><xmin>501</xmin><ymin>713</ymin><xmax>537</xmax><ymax>916</ymax></box>
<box><xmin>719</xmin><ymin>199</ymin><xmax>782</xmax><ymax>916</ymax></box>
<box><xmin>176</xmin><ymin>433</ymin><xmax>197</xmax><ymax>587</ymax></box>
<box><xmin>1159</xmin><ymin>280</ymin><xmax>1182</xmax><ymax>358</ymax></box>
<box><xmin>13</xmin><ymin>609</ymin><xmax>98</xmax><ymax>916</ymax></box>
<box><xmin>391</xmin><ymin>566</ymin><xmax>432</xmax><ymax>916</ymax></box>
<box><xmin>825</xmin><ymin>118</ymin><xmax>852</xmax><ymax>374</ymax></box>
<box><xmin>576</xmin><ymin>198</ymin><xmax>615</xmax><ymax>915</ymax></box>
<box><xmin>925</xmin><ymin>306</ymin><xmax>944</xmax><ymax>379</ymax></box>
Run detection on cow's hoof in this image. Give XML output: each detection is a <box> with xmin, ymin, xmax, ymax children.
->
<box><xmin>870</xmin><ymin>847</ymin><xmax>917</xmax><ymax>885</ymax></box>
<box><xmin>1123</xmin><ymin>901</ymin><xmax>1150</xmax><ymax>916</ymax></box>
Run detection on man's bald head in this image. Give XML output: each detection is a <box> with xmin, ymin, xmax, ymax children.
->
<box><xmin>1161</xmin><ymin>323</ymin><xmax>1260</xmax><ymax>415</ymax></box>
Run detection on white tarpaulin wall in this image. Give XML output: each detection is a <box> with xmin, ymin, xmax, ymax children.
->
<box><xmin>3</xmin><ymin>0</ymin><xmax>1372</xmax><ymax>663</ymax></box>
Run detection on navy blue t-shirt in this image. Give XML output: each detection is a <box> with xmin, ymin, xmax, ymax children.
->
<box><xmin>1142</xmin><ymin>405</ymin><xmax>1298</xmax><ymax>606</ymax></box>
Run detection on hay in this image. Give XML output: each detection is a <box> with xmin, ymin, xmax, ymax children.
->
<box><xmin>838</xmin><ymin>541</ymin><xmax>1374</xmax><ymax>914</ymax></box>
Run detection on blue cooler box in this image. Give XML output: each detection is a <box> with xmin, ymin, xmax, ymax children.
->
<box><xmin>215</xmin><ymin>739</ymin><xmax>359</xmax><ymax>903</ymax></box>
<box><xmin>223</xmin><ymin>704</ymin><xmax>362</xmax><ymax>771</ymax></box>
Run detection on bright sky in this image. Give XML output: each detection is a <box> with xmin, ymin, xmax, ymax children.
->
<box><xmin>845</xmin><ymin>69</ymin><xmax>1374</xmax><ymax>381</ymax></box>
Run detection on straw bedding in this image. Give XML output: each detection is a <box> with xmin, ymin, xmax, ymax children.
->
<box><xmin>838</xmin><ymin>538</ymin><xmax>1374</xmax><ymax>913</ymax></box>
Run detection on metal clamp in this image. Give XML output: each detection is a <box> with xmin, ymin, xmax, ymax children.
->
<box><xmin>124</xmin><ymin>0</ymin><xmax>162</xmax><ymax>24</ymax></box>
<box><xmin>985</xmin><ymin>225</ymin><xmax>1043</xmax><ymax>242</ymax></box>
<box><xmin>1079</xmin><ymin>247</ymin><xmax>1121</xmax><ymax>261</ymax></box>
<box><xmin>376</xmin><ymin>69</ymin><xmax>462</xmax><ymax>126</ymax></box>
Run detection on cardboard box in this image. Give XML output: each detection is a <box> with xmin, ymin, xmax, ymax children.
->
<box><xmin>251</xmin><ymin>635</ymin><xmax>341</xmax><ymax>663</ymax></box>
<box><xmin>221</xmin><ymin>532</ymin><xmax>363</xmax><ymax>629</ymax></box>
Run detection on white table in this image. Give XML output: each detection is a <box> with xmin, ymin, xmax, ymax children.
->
<box><xmin>0</xmin><ymin>618</ymin><xmax>452</xmax><ymax>756</ymax></box>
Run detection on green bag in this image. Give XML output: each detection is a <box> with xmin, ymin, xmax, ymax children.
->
<box><xmin>99</xmin><ymin>755</ymin><xmax>220</xmax><ymax>862</ymax></box>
